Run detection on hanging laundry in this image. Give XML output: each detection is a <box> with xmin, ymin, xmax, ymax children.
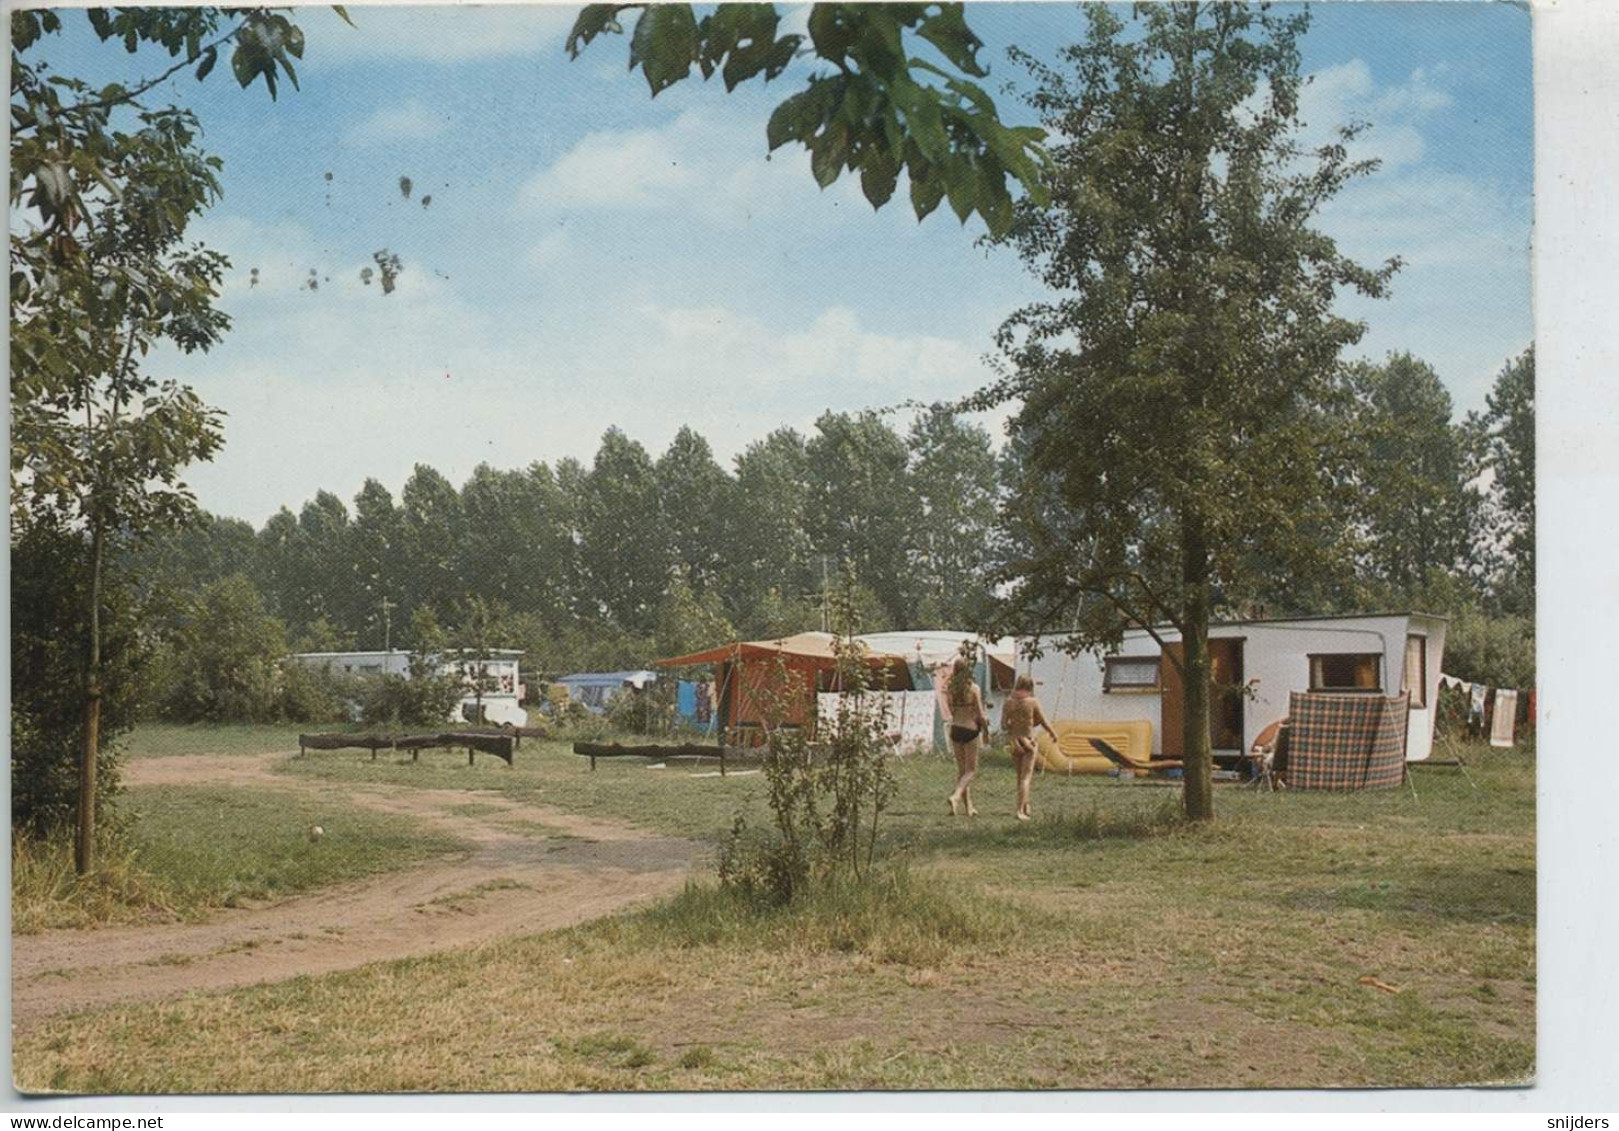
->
<box><xmin>1491</xmin><ymin>689</ymin><xmax>1519</xmax><ymax>748</ymax></box>
<box><xmin>675</xmin><ymin>680</ymin><xmax>699</xmax><ymax>722</ymax></box>
<box><xmin>1440</xmin><ymin>673</ymin><xmax>1467</xmax><ymax>691</ymax></box>
<box><xmin>1467</xmin><ymin>683</ymin><xmax>1489</xmax><ymax>740</ymax></box>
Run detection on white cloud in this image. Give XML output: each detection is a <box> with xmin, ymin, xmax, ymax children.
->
<box><xmin>1251</xmin><ymin>57</ymin><xmax>1530</xmax><ymax>409</ymax></box>
<box><xmin>1289</xmin><ymin>59</ymin><xmax>1509</xmax><ymax>278</ymax></box>
<box><xmin>159</xmin><ymin>241</ymin><xmax>1000</xmax><ymax>523</ymax></box>
<box><xmin>524</xmin><ymin>227</ymin><xmax>573</xmax><ymax>269</ymax></box>
<box><xmin>517</xmin><ymin>110</ymin><xmax>841</xmax><ymax>225</ymax></box>
<box><xmin>344</xmin><ymin>100</ymin><xmax>449</xmax><ymax>145</ymax></box>
<box><xmin>170</xmin><ymin>215</ymin><xmax>501</xmax><ymax>373</ymax></box>
<box><xmin>1320</xmin><ymin>169</ymin><xmax>1526</xmax><ymax>272</ymax></box>
<box><xmin>1298</xmin><ymin>59</ymin><xmax>1455</xmax><ymax>173</ymax></box>
<box><xmin>631</xmin><ymin>304</ymin><xmax>989</xmax><ymax>397</ymax></box>
<box><xmin>522</xmin><ymin>117</ymin><xmax>705</xmax><ymax>211</ymax></box>
<box><xmin>313</xmin><ymin>5</ymin><xmax>576</xmax><ymax>64</ymax></box>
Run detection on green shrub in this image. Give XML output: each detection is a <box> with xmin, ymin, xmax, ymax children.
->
<box><xmin>147</xmin><ymin>574</ymin><xmax>287</xmax><ymax>723</ymax></box>
<box><xmin>1443</xmin><ymin>608</ymin><xmax>1534</xmax><ymax>690</ymax></box>
<box><xmin>359</xmin><ymin>667</ymin><xmax>464</xmax><ymax>728</ymax></box>
<box><xmin>718</xmin><ymin>582</ymin><xmax>898</xmax><ymax>906</ymax></box>
<box><xmin>11</xmin><ymin>520</ymin><xmax>143</xmax><ymax>837</ymax></box>
<box><xmin>606</xmin><ymin>682</ymin><xmax>675</xmax><ymax>735</ymax></box>
<box><xmin>276</xmin><ymin>661</ymin><xmax>360</xmax><ymax>724</ymax></box>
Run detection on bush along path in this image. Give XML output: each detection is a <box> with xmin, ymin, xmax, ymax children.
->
<box><xmin>11</xmin><ymin>748</ymin><xmax>701</xmax><ymax>1034</ymax></box>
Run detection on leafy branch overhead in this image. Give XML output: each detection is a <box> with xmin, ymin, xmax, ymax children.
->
<box><xmin>565</xmin><ymin>3</ymin><xmax>1048</xmax><ymax>237</ymax></box>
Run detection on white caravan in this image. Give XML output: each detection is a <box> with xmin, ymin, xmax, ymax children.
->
<box><xmin>1022</xmin><ymin>612</ymin><xmax>1447</xmax><ymax>764</ymax></box>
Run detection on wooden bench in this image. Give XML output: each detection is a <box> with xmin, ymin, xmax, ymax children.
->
<box><xmin>298</xmin><ymin>731</ymin><xmax>515</xmax><ymax>766</ymax></box>
<box><xmin>572</xmin><ymin>742</ymin><xmax>729</xmax><ymax>775</ymax></box>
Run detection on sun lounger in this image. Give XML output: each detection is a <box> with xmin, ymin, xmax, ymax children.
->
<box><xmin>1087</xmin><ymin>738</ymin><xmax>1185</xmax><ymax>777</ymax></box>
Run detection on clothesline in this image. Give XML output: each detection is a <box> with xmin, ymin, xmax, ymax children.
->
<box><xmin>1438</xmin><ymin>672</ymin><xmax>1534</xmax><ymax>748</ymax></box>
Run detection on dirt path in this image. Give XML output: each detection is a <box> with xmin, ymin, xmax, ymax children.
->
<box><xmin>12</xmin><ymin>750</ymin><xmax>702</xmax><ymax>1034</ymax></box>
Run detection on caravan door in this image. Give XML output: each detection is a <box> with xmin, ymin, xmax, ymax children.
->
<box><xmin>1160</xmin><ymin>639</ymin><xmax>1245</xmax><ymax>760</ymax></box>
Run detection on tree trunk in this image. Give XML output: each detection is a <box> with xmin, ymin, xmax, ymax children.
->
<box><xmin>77</xmin><ymin>520</ymin><xmax>106</xmax><ymax>875</ymax></box>
<box><xmin>1180</xmin><ymin>516</ymin><xmax>1215</xmax><ymax>821</ymax></box>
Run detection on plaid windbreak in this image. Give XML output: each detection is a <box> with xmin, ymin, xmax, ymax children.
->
<box><xmin>1284</xmin><ymin>691</ymin><xmax>1411</xmax><ymax>791</ymax></box>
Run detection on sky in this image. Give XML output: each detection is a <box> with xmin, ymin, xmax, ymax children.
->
<box><xmin>40</xmin><ymin>1</ymin><xmax>1533</xmax><ymax>526</ymax></box>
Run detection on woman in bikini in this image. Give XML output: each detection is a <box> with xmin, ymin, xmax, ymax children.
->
<box><xmin>1002</xmin><ymin>674</ymin><xmax>1058</xmax><ymax>821</ymax></box>
<box><xmin>945</xmin><ymin>658</ymin><xmax>989</xmax><ymax>817</ymax></box>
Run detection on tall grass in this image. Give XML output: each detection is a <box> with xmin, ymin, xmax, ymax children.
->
<box><xmin>1035</xmin><ymin>795</ymin><xmax>1186</xmax><ymax>841</ymax></box>
<box><xmin>633</xmin><ymin>866</ymin><xmax>1022</xmax><ymax>967</ymax></box>
<box><xmin>12</xmin><ymin>833</ymin><xmax>176</xmax><ymax>933</ymax></box>
<box><xmin>910</xmin><ymin>794</ymin><xmax>1186</xmax><ymax>855</ymax></box>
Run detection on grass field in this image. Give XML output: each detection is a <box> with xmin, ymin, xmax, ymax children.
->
<box><xmin>13</xmin><ymin>724</ymin><xmax>1535</xmax><ymax>1092</ymax></box>
<box><xmin>121</xmin><ymin>723</ymin><xmax>312</xmax><ymax>760</ymax></box>
<box><xmin>13</xmin><ymin>784</ymin><xmax>467</xmax><ymax>933</ymax></box>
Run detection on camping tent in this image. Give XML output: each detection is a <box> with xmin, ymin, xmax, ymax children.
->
<box><xmin>656</xmin><ymin>632</ymin><xmax>913</xmax><ymax>743</ymax></box>
<box><xmin>551</xmin><ymin>670</ymin><xmax>657</xmax><ymax>714</ymax></box>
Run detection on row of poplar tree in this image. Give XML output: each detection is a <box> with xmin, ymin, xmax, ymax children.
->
<box><xmin>115</xmin><ymin>346</ymin><xmax>1533</xmax><ymax>721</ymax></box>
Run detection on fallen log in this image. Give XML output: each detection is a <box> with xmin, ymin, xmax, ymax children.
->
<box><xmin>572</xmin><ymin>742</ymin><xmax>727</xmax><ymax>775</ymax></box>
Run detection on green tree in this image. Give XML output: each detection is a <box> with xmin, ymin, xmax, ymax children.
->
<box><xmin>11</xmin><ymin>517</ymin><xmax>145</xmax><ymax>838</ymax></box>
<box><xmin>451</xmin><ymin>595</ymin><xmax>500</xmax><ymax>725</ymax></box>
<box><xmin>1346</xmin><ymin>353</ymin><xmax>1485</xmax><ymax>604</ymax></box>
<box><xmin>805</xmin><ymin>411</ymin><xmax>916</xmax><ymax>629</ymax></box>
<box><xmin>976</xmin><ymin>3</ymin><xmax>1395</xmax><ymax>820</ymax></box>
<box><xmin>578</xmin><ymin>429</ymin><xmax>672</xmax><ymax>636</ymax></box>
<box><xmin>749</xmin><ymin>586</ymin><xmax>822</xmax><ymax>640</ymax></box>
<box><xmin>294</xmin><ymin>491</ymin><xmax>361</xmax><ymax>636</ymax></box>
<box><xmin>729</xmin><ymin>428</ymin><xmax>817</xmax><ymax>634</ymax></box>
<box><xmin>292</xmin><ymin>615</ymin><xmax>355</xmax><ymax>654</ymax></box>
<box><xmin>457</xmin><ymin>464</ymin><xmax>526</xmax><ymax>609</ymax></box>
<box><xmin>565</xmin><ymin>3</ymin><xmax>1047</xmax><ymax>238</ymax></box>
<box><xmin>1479</xmin><ymin>346</ymin><xmax>1534</xmax><ymax>614</ymax></box>
<box><xmin>906</xmin><ymin>407</ymin><xmax>998</xmax><ymax>624</ymax></box>
<box><xmin>552</xmin><ymin>456</ymin><xmax>592</xmax><ymax>623</ymax></box>
<box><xmin>655</xmin><ymin>570</ymin><xmax>738</xmax><ymax>660</ymax></box>
<box><xmin>1441</xmin><ymin>606</ymin><xmax>1534</xmax><ymax>692</ymax></box>
<box><xmin>350</xmin><ymin>478</ymin><xmax>407</xmax><ymax>650</ymax></box>
<box><xmin>398</xmin><ymin>464</ymin><xmax>465</xmax><ymax>630</ymax></box>
<box><xmin>10</xmin><ymin>5</ymin><xmax>316</xmax><ymax>870</ymax></box>
<box><xmin>150</xmin><ymin>574</ymin><xmax>289</xmax><ymax>723</ymax></box>
<box><xmin>456</xmin><ymin>462</ymin><xmax>577</xmax><ymax>636</ymax></box>
<box><xmin>354</xmin><ymin>605</ymin><xmax>465</xmax><ymax>728</ymax></box>
<box><xmin>253</xmin><ymin>507</ymin><xmax>303</xmax><ymax>627</ymax></box>
<box><xmin>132</xmin><ymin>512</ymin><xmax>258</xmax><ymax>600</ymax></box>
<box><xmin>656</xmin><ymin>427</ymin><xmax>736</xmax><ymax>598</ymax></box>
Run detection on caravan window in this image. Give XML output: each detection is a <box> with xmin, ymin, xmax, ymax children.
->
<box><xmin>1103</xmin><ymin>656</ymin><xmax>1160</xmax><ymax>692</ymax></box>
<box><xmin>1402</xmin><ymin>635</ymin><xmax>1427</xmax><ymax>708</ymax></box>
<box><xmin>1308</xmin><ymin>653</ymin><xmax>1382</xmax><ymax>692</ymax></box>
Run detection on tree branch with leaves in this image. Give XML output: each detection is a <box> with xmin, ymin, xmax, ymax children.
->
<box><xmin>10</xmin><ymin>6</ymin><xmax>315</xmax><ymax>871</ymax></box>
<box><xmin>565</xmin><ymin>2</ymin><xmax>1048</xmax><ymax>238</ymax></box>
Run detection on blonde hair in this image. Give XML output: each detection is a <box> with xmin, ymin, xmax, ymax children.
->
<box><xmin>1015</xmin><ymin>674</ymin><xmax>1035</xmax><ymax>693</ymax></box>
<box><xmin>947</xmin><ymin>658</ymin><xmax>976</xmax><ymax>709</ymax></box>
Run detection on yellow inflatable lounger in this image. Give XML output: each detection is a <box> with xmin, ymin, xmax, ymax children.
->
<box><xmin>1035</xmin><ymin>719</ymin><xmax>1155</xmax><ymax>774</ymax></box>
